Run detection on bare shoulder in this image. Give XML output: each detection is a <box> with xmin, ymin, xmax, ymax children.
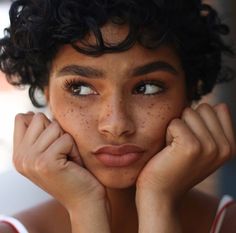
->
<box><xmin>220</xmin><ymin>200</ymin><xmax>236</xmax><ymax>233</ymax></box>
<box><xmin>13</xmin><ymin>199</ymin><xmax>71</xmax><ymax>233</ymax></box>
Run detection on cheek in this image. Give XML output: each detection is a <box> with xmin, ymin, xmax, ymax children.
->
<box><xmin>50</xmin><ymin>95</ymin><xmax>95</xmax><ymax>140</ymax></box>
<box><xmin>137</xmin><ymin>101</ymin><xmax>185</xmax><ymax>144</ymax></box>
<box><xmin>140</xmin><ymin>105</ymin><xmax>167</xmax><ymax>137</ymax></box>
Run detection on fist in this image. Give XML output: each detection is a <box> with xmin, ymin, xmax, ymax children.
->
<box><xmin>13</xmin><ymin>112</ymin><xmax>105</xmax><ymax>209</ymax></box>
<box><xmin>136</xmin><ymin>103</ymin><xmax>236</xmax><ymax>201</ymax></box>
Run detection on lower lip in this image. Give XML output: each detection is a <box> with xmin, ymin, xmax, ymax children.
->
<box><xmin>95</xmin><ymin>153</ymin><xmax>142</xmax><ymax>167</ymax></box>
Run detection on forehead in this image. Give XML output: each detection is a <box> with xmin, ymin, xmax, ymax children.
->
<box><xmin>51</xmin><ymin>23</ymin><xmax>183</xmax><ymax>75</ymax></box>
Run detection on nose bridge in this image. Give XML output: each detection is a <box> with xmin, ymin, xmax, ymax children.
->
<box><xmin>98</xmin><ymin>91</ymin><xmax>135</xmax><ymax>138</ymax></box>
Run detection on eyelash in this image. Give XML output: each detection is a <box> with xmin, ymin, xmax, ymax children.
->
<box><xmin>133</xmin><ymin>80</ymin><xmax>166</xmax><ymax>95</ymax></box>
<box><xmin>63</xmin><ymin>79</ymin><xmax>97</xmax><ymax>96</ymax></box>
<box><xmin>63</xmin><ymin>79</ymin><xmax>166</xmax><ymax>97</ymax></box>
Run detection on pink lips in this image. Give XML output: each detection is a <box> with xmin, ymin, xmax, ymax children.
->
<box><xmin>93</xmin><ymin>144</ymin><xmax>144</xmax><ymax>167</ymax></box>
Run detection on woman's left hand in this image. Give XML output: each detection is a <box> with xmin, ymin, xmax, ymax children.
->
<box><xmin>136</xmin><ymin>103</ymin><xmax>236</xmax><ymax>203</ymax></box>
<box><xmin>135</xmin><ymin>103</ymin><xmax>236</xmax><ymax>233</ymax></box>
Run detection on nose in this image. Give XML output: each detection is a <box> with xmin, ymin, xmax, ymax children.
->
<box><xmin>98</xmin><ymin>95</ymin><xmax>135</xmax><ymax>139</ymax></box>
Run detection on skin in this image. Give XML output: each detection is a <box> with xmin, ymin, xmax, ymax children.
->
<box><xmin>47</xmin><ymin>43</ymin><xmax>187</xmax><ymax>189</ymax></box>
<box><xmin>1</xmin><ymin>24</ymin><xmax>236</xmax><ymax>233</ymax></box>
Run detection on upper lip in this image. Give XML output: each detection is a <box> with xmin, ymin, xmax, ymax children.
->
<box><xmin>93</xmin><ymin>144</ymin><xmax>144</xmax><ymax>156</ymax></box>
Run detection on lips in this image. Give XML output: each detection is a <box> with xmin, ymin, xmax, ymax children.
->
<box><xmin>93</xmin><ymin>144</ymin><xmax>144</xmax><ymax>167</ymax></box>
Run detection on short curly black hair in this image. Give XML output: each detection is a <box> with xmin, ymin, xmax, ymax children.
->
<box><xmin>0</xmin><ymin>0</ymin><xmax>234</xmax><ymax>107</ymax></box>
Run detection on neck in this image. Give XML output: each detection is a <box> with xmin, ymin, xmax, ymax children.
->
<box><xmin>106</xmin><ymin>186</ymin><xmax>138</xmax><ymax>233</ymax></box>
<box><xmin>107</xmin><ymin>185</ymin><xmax>136</xmax><ymax>205</ymax></box>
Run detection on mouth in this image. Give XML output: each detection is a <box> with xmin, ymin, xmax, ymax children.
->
<box><xmin>92</xmin><ymin>144</ymin><xmax>144</xmax><ymax>167</ymax></box>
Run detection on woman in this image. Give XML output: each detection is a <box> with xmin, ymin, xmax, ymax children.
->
<box><xmin>0</xmin><ymin>0</ymin><xmax>236</xmax><ymax>232</ymax></box>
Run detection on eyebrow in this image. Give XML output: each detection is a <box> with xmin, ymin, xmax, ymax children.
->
<box><xmin>132</xmin><ymin>61</ymin><xmax>179</xmax><ymax>76</ymax></box>
<box><xmin>55</xmin><ymin>61</ymin><xmax>179</xmax><ymax>79</ymax></box>
<box><xmin>56</xmin><ymin>65</ymin><xmax>104</xmax><ymax>78</ymax></box>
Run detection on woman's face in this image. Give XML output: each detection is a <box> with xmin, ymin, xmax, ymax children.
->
<box><xmin>47</xmin><ymin>25</ymin><xmax>188</xmax><ymax>189</ymax></box>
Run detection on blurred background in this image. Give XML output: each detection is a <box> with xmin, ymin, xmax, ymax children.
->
<box><xmin>0</xmin><ymin>0</ymin><xmax>51</xmax><ymax>214</ymax></box>
<box><xmin>0</xmin><ymin>0</ymin><xmax>235</xmax><ymax>214</ymax></box>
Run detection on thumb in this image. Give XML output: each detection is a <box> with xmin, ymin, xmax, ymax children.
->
<box><xmin>69</xmin><ymin>143</ymin><xmax>84</xmax><ymax>167</ymax></box>
<box><xmin>166</xmin><ymin>124</ymin><xmax>174</xmax><ymax>147</ymax></box>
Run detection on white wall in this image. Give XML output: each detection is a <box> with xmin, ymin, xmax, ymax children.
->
<box><xmin>0</xmin><ymin>2</ymin><xmax>51</xmax><ymax>214</ymax></box>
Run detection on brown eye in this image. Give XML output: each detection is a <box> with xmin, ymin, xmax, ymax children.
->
<box><xmin>134</xmin><ymin>82</ymin><xmax>164</xmax><ymax>95</ymax></box>
<box><xmin>64</xmin><ymin>80</ymin><xmax>97</xmax><ymax>96</ymax></box>
<box><xmin>72</xmin><ymin>85</ymin><xmax>96</xmax><ymax>95</ymax></box>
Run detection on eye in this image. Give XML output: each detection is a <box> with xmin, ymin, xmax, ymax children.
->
<box><xmin>134</xmin><ymin>81</ymin><xmax>165</xmax><ymax>95</ymax></box>
<box><xmin>63</xmin><ymin>80</ymin><xmax>97</xmax><ymax>96</ymax></box>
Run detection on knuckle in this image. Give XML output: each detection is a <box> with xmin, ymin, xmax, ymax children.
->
<box><xmin>197</xmin><ymin>103</ymin><xmax>211</xmax><ymax>112</ymax></box>
<box><xmin>21</xmin><ymin>158</ymin><xmax>31</xmax><ymax>174</ymax></box>
<box><xmin>14</xmin><ymin>113</ymin><xmax>25</xmax><ymax>122</ymax></box>
<box><xmin>220</xmin><ymin>142</ymin><xmax>232</xmax><ymax>158</ymax></box>
<box><xmin>169</xmin><ymin>118</ymin><xmax>182</xmax><ymax>130</ymax></box>
<box><xmin>205</xmin><ymin>140</ymin><xmax>218</xmax><ymax>157</ymax></box>
<box><xmin>62</xmin><ymin>133</ymin><xmax>73</xmax><ymax>142</ymax></box>
<box><xmin>185</xmin><ymin>137</ymin><xmax>202</xmax><ymax>155</ymax></box>
<box><xmin>214</xmin><ymin>103</ymin><xmax>228</xmax><ymax>112</ymax></box>
<box><xmin>34</xmin><ymin>156</ymin><xmax>50</xmax><ymax>175</ymax></box>
<box><xmin>13</xmin><ymin>153</ymin><xmax>28</xmax><ymax>175</ymax></box>
<box><xmin>12</xmin><ymin>153</ymin><xmax>22</xmax><ymax>171</ymax></box>
<box><xmin>33</xmin><ymin>112</ymin><xmax>46</xmax><ymax>121</ymax></box>
<box><xmin>182</xmin><ymin>107</ymin><xmax>193</xmax><ymax>119</ymax></box>
<box><xmin>51</xmin><ymin>121</ymin><xmax>62</xmax><ymax>134</ymax></box>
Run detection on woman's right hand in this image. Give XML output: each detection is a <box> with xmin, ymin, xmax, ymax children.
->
<box><xmin>13</xmin><ymin>112</ymin><xmax>106</xmax><ymax>210</ymax></box>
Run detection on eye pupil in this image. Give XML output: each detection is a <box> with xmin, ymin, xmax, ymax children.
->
<box><xmin>134</xmin><ymin>82</ymin><xmax>163</xmax><ymax>95</ymax></box>
<box><xmin>72</xmin><ymin>86</ymin><xmax>81</xmax><ymax>93</ymax></box>
<box><xmin>139</xmin><ymin>85</ymin><xmax>146</xmax><ymax>93</ymax></box>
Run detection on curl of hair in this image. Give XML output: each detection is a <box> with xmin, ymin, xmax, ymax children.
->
<box><xmin>0</xmin><ymin>0</ymin><xmax>234</xmax><ymax>106</ymax></box>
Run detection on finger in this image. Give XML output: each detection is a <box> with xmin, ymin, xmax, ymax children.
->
<box><xmin>35</xmin><ymin>121</ymin><xmax>64</xmax><ymax>152</ymax></box>
<box><xmin>69</xmin><ymin>140</ymin><xmax>84</xmax><ymax>166</ymax></box>
<box><xmin>23</xmin><ymin>112</ymin><xmax>51</xmax><ymax>144</ymax></box>
<box><xmin>165</xmin><ymin>118</ymin><xmax>222</xmax><ymax>186</ymax></box>
<box><xmin>26</xmin><ymin>111</ymin><xmax>35</xmax><ymax>115</ymax></box>
<box><xmin>214</xmin><ymin>103</ymin><xmax>236</xmax><ymax>155</ymax></box>
<box><xmin>166</xmin><ymin>118</ymin><xmax>202</xmax><ymax>156</ymax></box>
<box><xmin>196</xmin><ymin>103</ymin><xmax>231</xmax><ymax>157</ymax></box>
<box><xmin>46</xmin><ymin>133</ymin><xmax>83</xmax><ymax>166</ymax></box>
<box><xmin>181</xmin><ymin>107</ymin><xmax>216</xmax><ymax>151</ymax></box>
<box><xmin>14</xmin><ymin>112</ymin><xmax>35</xmax><ymax>147</ymax></box>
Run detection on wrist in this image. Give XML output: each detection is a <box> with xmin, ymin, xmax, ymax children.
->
<box><xmin>63</xmin><ymin>184</ymin><xmax>107</xmax><ymax>211</ymax></box>
<box><xmin>68</xmin><ymin>195</ymin><xmax>109</xmax><ymax>215</ymax></box>
<box><xmin>69</xmin><ymin>199</ymin><xmax>111</xmax><ymax>233</ymax></box>
<box><xmin>136</xmin><ymin>190</ymin><xmax>176</xmax><ymax>214</ymax></box>
<box><xmin>136</xmin><ymin>182</ymin><xmax>183</xmax><ymax>210</ymax></box>
<box><xmin>135</xmin><ymin>190</ymin><xmax>182</xmax><ymax>233</ymax></box>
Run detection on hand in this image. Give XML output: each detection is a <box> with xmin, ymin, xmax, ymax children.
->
<box><xmin>13</xmin><ymin>112</ymin><xmax>106</xmax><ymax>210</ymax></box>
<box><xmin>136</xmin><ymin>103</ymin><xmax>236</xmax><ymax>202</ymax></box>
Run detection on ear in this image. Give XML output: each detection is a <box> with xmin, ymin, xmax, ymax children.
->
<box><xmin>43</xmin><ymin>86</ymin><xmax>54</xmax><ymax>119</ymax></box>
<box><xmin>44</xmin><ymin>86</ymin><xmax>50</xmax><ymax>102</ymax></box>
<box><xmin>44</xmin><ymin>86</ymin><xmax>52</xmax><ymax>111</ymax></box>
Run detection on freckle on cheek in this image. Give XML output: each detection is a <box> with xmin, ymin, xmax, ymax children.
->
<box><xmin>79</xmin><ymin>112</ymin><xmax>85</xmax><ymax>117</ymax></box>
<box><xmin>141</xmin><ymin>121</ymin><xmax>145</xmax><ymax>128</ymax></box>
<box><xmin>165</xmin><ymin>104</ymin><xmax>171</xmax><ymax>111</ymax></box>
<box><xmin>85</xmin><ymin>120</ymin><xmax>90</xmax><ymax>128</ymax></box>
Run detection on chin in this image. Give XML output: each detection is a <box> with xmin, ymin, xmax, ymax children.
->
<box><xmin>93</xmin><ymin>169</ymin><xmax>138</xmax><ymax>189</ymax></box>
<box><xmin>102</xmin><ymin>180</ymin><xmax>136</xmax><ymax>189</ymax></box>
